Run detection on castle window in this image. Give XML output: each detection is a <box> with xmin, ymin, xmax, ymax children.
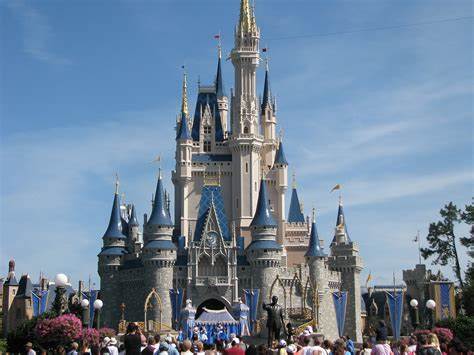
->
<box><xmin>236</xmin><ymin>198</ymin><xmax>239</xmax><ymax>208</ymax></box>
<box><xmin>245</xmin><ymin>162</ymin><xmax>248</xmax><ymax>173</ymax></box>
<box><xmin>204</xmin><ymin>141</ymin><xmax>211</xmax><ymax>152</ymax></box>
<box><xmin>204</xmin><ymin>126</ymin><xmax>211</xmax><ymax>134</ymax></box>
<box><xmin>243</xmin><ymin>126</ymin><xmax>249</xmax><ymax>134</ymax></box>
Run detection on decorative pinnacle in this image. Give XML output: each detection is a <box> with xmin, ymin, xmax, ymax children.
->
<box><xmin>292</xmin><ymin>172</ymin><xmax>296</xmax><ymax>189</ymax></box>
<box><xmin>239</xmin><ymin>0</ymin><xmax>256</xmax><ymax>33</ymax></box>
<box><xmin>114</xmin><ymin>173</ymin><xmax>120</xmax><ymax>194</ymax></box>
<box><xmin>339</xmin><ymin>194</ymin><xmax>343</xmax><ymax>206</ymax></box>
<box><xmin>312</xmin><ymin>207</ymin><xmax>316</xmax><ymax>223</ymax></box>
<box><xmin>181</xmin><ymin>67</ymin><xmax>188</xmax><ymax>117</ymax></box>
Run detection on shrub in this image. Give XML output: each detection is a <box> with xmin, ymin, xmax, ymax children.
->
<box><xmin>432</xmin><ymin>327</ymin><xmax>453</xmax><ymax>344</ymax></box>
<box><xmin>35</xmin><ymin>314</ymin><xmax>82</xmax><ymax>349</ymax></box>
<box><xmin>82</xmin><ymin>328</ymin><xmax>100</xmax><ymax>347</ymax></box>
<box><xmin>98</xmin><ymin>327</ymin><xmax>116</xmax><ymax>338</ymax></box>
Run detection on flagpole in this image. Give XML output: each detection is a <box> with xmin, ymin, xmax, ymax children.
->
<box><xmin>417</xmin><ymin>230</ymin><xmax>421</xmax><ymax>265</ymax></box>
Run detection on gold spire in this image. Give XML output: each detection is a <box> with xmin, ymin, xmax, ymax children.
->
<box><xmin>239</xmin><ymin>0</ymin><xmax>256</xmax><ymax>32</ymax></box>
<box><xmin>181</xmin><ymin>68</ymin><xmax>188</xmax><ymax>117</ymax></box>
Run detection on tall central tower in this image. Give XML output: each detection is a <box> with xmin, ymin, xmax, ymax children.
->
<box><xmin>229</xmin><ymin>0</ymin><xmax>263</xmax><ymax>232</ymax></box>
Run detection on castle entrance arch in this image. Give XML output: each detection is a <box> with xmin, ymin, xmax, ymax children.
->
<box><xmin>196</xmin><ymin>298</ymin><xmax>227</xmax><ymax>319</ymax></box>
<box><xmin>144</xmin><ymin>288</ymin><xmax>162</xmax><ymax>333</ymax></box>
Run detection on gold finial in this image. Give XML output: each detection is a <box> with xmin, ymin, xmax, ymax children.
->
<box><xmin>181</xmin><ymin>67</ymin><xmax>188</xmax><ymax>117</ymax></box>
<box><xmin>292</xmin><ymin>172</ymin><xmax>296</xmax><ymax>189</ymax></box>
<box><xmin>239</xmin><ymin>0</ymin><xmax>254</xmax><ymax>32</ymax></box>
<box><xmin>114</xmin><ymin>173</ymin><xmax>120</xmax><ymax>194</ymax></box>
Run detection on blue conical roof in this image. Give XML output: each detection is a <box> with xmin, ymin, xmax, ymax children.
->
<box><xmin>261</xmin><ymin>68</ymin><xmax>271</xmax><ymax>112</ymax></box>
<box><xmin>215</xmin><ymin>56</ymin><xmax>225</xmax><ymax>98</ymax></box>
<box><xmin>103</xmin><ymin>193</ymin><xmax>127</xmax><ymax>239</ymax></box>
<box><xmin>250</xmin><ymin>179</ymin><xmax>277</xmax><ymax>228</ymax></box>
<box><xmin>305</xmin><ymin>219</ymin><xmax>326</xmax><ymax>257</ymax></box>
<box><xmin>331</xmin><ymin>200</ymin><xmax>351</xmax><ymax>244</ymax></box>
<box><xmin>177</xmin><ymin>112</ymin><xmax>191</xmax><ymax>140</ymax></box>
<box><xmin>288</xmin><ymin>188</ymin><xmax>305</xmax><ymax>223</ymax></box>
<box><xmin>148</xmin><ymin>174</ymin><xmax>173</xmax><ymax>227</ymax></box>
<box><xmin>129</xmin><ymin>204</ymin><xmax>139</xmax><ymax>227</ymax></box>
<box><xmin>274</xmin><ymin>141</ymin><xmax>288</xmax><ymax>166</ymax></box>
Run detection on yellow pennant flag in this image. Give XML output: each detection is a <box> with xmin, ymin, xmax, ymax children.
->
<box><xmin>366</xmin><ymin>272</ymin><xmax>372</xmax><ymax>286</ymax></box>
<box><xmin>331</xmin><ymin>184</ymin><xmax>342</xmax><ymax>193</ymax></box>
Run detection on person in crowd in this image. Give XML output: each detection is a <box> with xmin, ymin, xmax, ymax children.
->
<box><xmin>286</xmin><ymin>344</ymin><xmax>297</xmax><ymax>355</ymax></box>
<box><xmin>67</xmin><ymin>342</ymin><xmax>79</xmax><ymax>355</ymax></box>
<box><xmin>407</xmin><ymin>338</ymin><xmax>417</xmax><ymax>355</ymax></box>
<box><xmin>359</xmin><ymin>342</ymin><xmax>372</xmax><ymax>355</ymax></box>
<box><xmin>195</xmin><ymin>341</ymin><xmax>205</xmax><ymax>355</ymax></box>
<box><xmin>332</xmin><ymin>341</ymin><xmax>348</xmax><ymax>355</ymax></box>
<box><xmin>25</xmin><ymin>342</ymin><xmax>37</xmax><ymax>355</ymax></box>
<box><xmin>399</xmin><ymin>344</ymin><xmax>408</xmax><ymax>355</ymax></box>
<box><xmin>158</xmin><ymin>342</ymin><xmax>169</xmax><ymax>355</ymax></box>
<box><xmin>246</xmin><ymin>344</ymin><xmax>258</xmax><ymax>355</ymax></box>
<box><xmin>224</xmin><ymin>338</ymin><xmax>245</xmax><ymax>355</ymax></box>
<box><xmin>439</xmin><ymin>343</ymin><xmax>448</xmax><ymax>355</ymax></box>
<box><xmin>428</xmin><ymin>334</ymin><xmax>441</xmax><ymax>351</ymax></box>
<box><xmin>81</xmin><ymin>341</ymin><xmax>92</xmax><ymax>355</ymax></box>
<box><xmin>181</xmin><ymin>339</ymin><xmax>194</xmax><ymax>355</ymax></box>
<box><xmin>447</xmin><ymin>338</ymin><xmax>468</xmax><ymax>355</ymax></box>
<box><xmin>301</xmin><ymin>336</ymin><xmax>313</xmax><ymax>355</ymax></box>
<box><xmin>165</xmin><ymin>336</ymin><xmax>179</xmax><ymax>355</ymax></box>
<box><xmin>118</xmin><ymin>344</ymin><xmax>125</xmax><ymax>355</ymax></box>
<box><xmin>124</xmin><ymin>323</ymin><xmax>142</xmax><ymax>355</ymax></box>
<box><xmin>417</xmin><ymin>334</ymin><xmax>441</xmax><ymax>355</ymax></box>
<box><xmin>345</xmin><ymin>337</ymin><xmax>355</xmax><ymax>355</ymax></box>
<box><xmin>56</xmin><ymin>345</ymin><xmax>67</xmax><ymax>355</ymax></box>
<box><xmin>312</xmin><ymin>339</ymin><xmax>327</xmax><ymax>355</ymax></box>
<box><xmin>371</xmin><ymin>321</ymin><xmax>392</xmax><ymax>355</ymax></box>
<box><xmin>322</xmin><ymin>341</ymin><xmax>332</xmax><ymax>355</ymax></box>
<box><xmin>278</xmin><ymin>340</ymin><xmax>287</xmax><ymax>355</ymax></box>
<box><xmin>107</xmin><ymin>338</ymin><xmax>119</xmax><ymax>355</ymax></box>
<box><xmin>205</xmin><ymin>343</ymin><xmax>219</xmax><ymax>355</ymax></box>
<box><xmin>142</xmin><ymin>336</ymin><xmax>157</xmax><ymax>355</ymax></box>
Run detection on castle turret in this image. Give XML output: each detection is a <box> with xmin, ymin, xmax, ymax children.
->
<box><xmin>127</xmin><ymin>204</ymin><xmax>141</xmax><ymax>254</ymax></box>
<box><xmin>246</xmin><ymin>178</ymin><xmax>283</xmax><ymax>316</ymax></box>
<box><xmin>272</xmin><ymin>140</ymin><xmax>288</xmax><ymax>245</ymax></box>
<box><xmin>288</xmin><ymin>174</ymin><xmax>305</xmax><ymax>224</ymax></box>
<box><xmin>215</xmin><ymin>48</ymin><xmax>229</xmax><ymax>135</ymax></box>
<box><xmin>98</xmin><ymin>179</ymin><xmax>128</xmax><ymax>328</ymax></box>
<box><xmin>261</xmin><ymin>62</ymin><xmax>278</xmax><ymax>167</ymax></box>
<box><xmin>2</xmin><ymin>259</ymin><xmax>19</xmax><ymax>336</ymax></box>
<box><xmin>329</xmin><ymin>197</ymin><xmax>363</xmax><ymax>342</ymax></box>
<box><xmin>229</xmin><ymin>0</ymin><xmax>263</xmax><ymax>231</ymax></box>
<box><xmin>143</xmin><ymin>171</ymin><xmax>176</xmax><ymax>327</ymax></box>
<box><xmin>174</xmin><ymin>71</ymin><xmax>193</xmax><ymax>236</ymax></box>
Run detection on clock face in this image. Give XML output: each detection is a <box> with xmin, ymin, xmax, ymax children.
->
<box><xmin>206</xmin><ymin>231</ymin><xmax>219</xmax><ymax>248</ymax></box>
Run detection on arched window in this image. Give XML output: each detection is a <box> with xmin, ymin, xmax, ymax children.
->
<box><xmin>243</xmin><ymin>126</ymin><xmax>249</xmax><ymax>134</ymax></box>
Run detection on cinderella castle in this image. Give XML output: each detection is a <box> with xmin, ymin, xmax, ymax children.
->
<box><xmin>98</xmin><ymin>0</ymin><xmax>363</xmax><ymax>341</ymax></box>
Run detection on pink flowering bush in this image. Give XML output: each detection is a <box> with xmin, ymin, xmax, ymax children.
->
<box><xmin>35</xmin><ymin>314</ymin><xmax>82</xmax><ymax>349</ymax></box>
<box><xmin>82</xmin><ymin>328</ymin><xmax>100</xmax><ymax>347</ymax></box>
<box><xmin>99</xmin><ymin>327</ymin><xmax>116</xmax><ymax>338</ymax></box>
<box><xmin>432</xmin><ymin>327</ymin><xmax>453</xmax><ymax>344</ymax></box>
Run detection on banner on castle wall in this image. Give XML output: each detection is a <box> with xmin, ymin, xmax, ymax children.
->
<box><xmin>88</xmin><ymin>290</ymin><xmax>99</xmax><ymax>327</ymax></box>
<box><xmin>386</xmin><ymin>291</ymin><xmax>404</xmax><ymax>340</ymax></box>
<box><xmin>432</xmin><ymin>282</ymin><xmax>456</xmax><ymax>320</ymax></box>
<box><xmin>243</xmin><ymin>289</ymin><xmax>259</xmax><ymax>333</ymax></box>
<box><xmin>332</xmin><ymin>291</ymin><xmax>348</xmax><ymax>337</ymax></box>
<box><xmin>32</xmin><ymin>290</ymin><xmax>48</xmax><ymax>316</ymax></box>
<box><xmin>169</xmin><ymin>288</ymin><xmax>184</xmax><ymax>327</ymax></box>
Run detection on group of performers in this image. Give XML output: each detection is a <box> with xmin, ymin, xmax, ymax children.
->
<box><xmin>177</xmin><ymin>323</ymin><xmax>236</xmax><ymax>344</ymax></box>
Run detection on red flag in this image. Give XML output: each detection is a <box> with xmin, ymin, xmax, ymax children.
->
<box><xmin>214</xmin><ymin>34</ymin><xmax>220</xmax><ymax>39</ymax></box>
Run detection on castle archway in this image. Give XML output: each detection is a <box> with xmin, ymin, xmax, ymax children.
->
<box><xmin>195</xmin><ymin>298</ymin><xmax>228</xmax><ymax>319</ymax></box>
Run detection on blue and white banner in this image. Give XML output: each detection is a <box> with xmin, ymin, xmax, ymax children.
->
<box><xmin>88</xmin><ymin>290</ymin><xmax>98</xmax><ymax>327</ymax></box>
<box><xmin>332</xmin><ymin>291</ymin><xmax>348</xmax><ymax>337</ymax></box>
<box><xmin>243</xmin><ymin>289</ymin><xmax>259</xmax><ymax>333</ymax></box>
<box><xmin>169</xmin><ymin>288</ymin><xmax>184</xmax><ymax>328</ymax></box>
<box><xmin>32</xmin><ymin>290</ymin><xmax>48</xmax><ymax>316</ymax></box>
<box><xmin>386</xmin><ymin>291</ymin><xmax>404</xmax><ymax>340</ymax></box>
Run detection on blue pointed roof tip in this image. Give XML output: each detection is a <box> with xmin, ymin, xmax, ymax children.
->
<box><xmin>103</xmin><ymin>192</ymin><xmax>127</xmax><ymax>239</ymax></box>
<box><xmin>305</xmin><ymin>219</ymin><xmax>326</xmax><ymax>257</ymax></box>
<box><xmin>250</xmin><ymin>179</ymin><xmax>278</xmax><ymax>228</ymax></box>
<box><xmin>331</xmin><ymin>199</ymin><xmax>352</xmax><ymax>244</ymax></box>
<box><xmin>215</xmin><ymin>56</ymin><xmax>225</xmax><ymax>98</ymax></box>
<box><xmin>129</xmin><ymin>204</ymin><xmax>139</xmax><ymax>227</ymax></box>
<box><xmin>177</xmin><ymin>112</ymin><xmax>192</xmax><ymax>140</ymax></box>
<box><xmin>288</xmin><ymin>188</ymin><xmax>305</xmax><ymax>223</ymax></box>
<box><xmin>148</xmin><ymin>174</ymin><xmax>173</xmax><ymax>227</ymax></box>
<box><xmin>261</xmin><ymin>67</ymin><xmax>271</xmax><ymax>112</ymax></box>
<box><xmin>274</xmin><ymin>141</ymin><xmax>288</xmax><ymax>166</ymax></box>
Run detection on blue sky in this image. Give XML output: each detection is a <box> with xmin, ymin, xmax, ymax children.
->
<box><xmin>0</xmin><ymin>0</ymin><xmax>472</xmax><ymax>289</ymax></box>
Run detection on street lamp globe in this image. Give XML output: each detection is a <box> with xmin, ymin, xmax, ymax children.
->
<box><xmin>81</xmin><ymin>299</ymin><xmax>90</xmax><ymax>308</ymax></box>
<box><xmin>410</xmin><ymin>299</ymin><xmax>418</xmax><ymax>308</ymax></box>
<box><xmin>93</xmin><ymin>299</ymin><xmax>104</xmax><ymax>310</ymax></box>
<box><xmin>426</xmin><ymin>299</ymin><xmax>436</xmax><ymax>310</ymax></box>
<box><xmin>54</xmin><ymin>273</ymin><xmax>68</xmax><ymax>287</ymax></box>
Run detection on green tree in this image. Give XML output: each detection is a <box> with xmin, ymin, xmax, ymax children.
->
<box><xmin>421</xmin><ymin>201</ymin><xmax>473</xmax><ymax>288</ymax></box>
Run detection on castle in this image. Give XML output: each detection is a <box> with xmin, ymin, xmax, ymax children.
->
<box><xmin>98</xmin><ymin>0</ymin><xmax>363</xmax><ymax>341</ymax></box>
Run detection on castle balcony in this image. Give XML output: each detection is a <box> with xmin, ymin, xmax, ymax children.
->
<box><xmin>194</xmin><ymin>276</ymin><xmax>231</xmax><ymax>287</ymax></box>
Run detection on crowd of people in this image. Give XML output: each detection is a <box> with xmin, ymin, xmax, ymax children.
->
<box><xmin>23</xmin><ymin>320</ymin><xmax>472</xmax><ymax>355</ymax></box>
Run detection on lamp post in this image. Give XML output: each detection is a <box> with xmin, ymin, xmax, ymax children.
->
<box><xmin>409</xmin><ymin>299</ymin><xmax>419</xmax><ymax>329</ymax></box>
<box><xmin>53</xmin><ymin>273</ymin><xmax>68</xmax><ymax>315</ymax></box>
<box><xmin>93</xmin><ymin>299</ymin><xmax>104</xmax><ymax>329</ymax></box>
<box><xmin>426</xmin><ymin>299</ymin><xmax>436</xmax><ymax>329</ymax></box>
<box><xmin>81</xmin><ymin>299</ymin><xmax>90</xmax><ymax>328</ymax></box>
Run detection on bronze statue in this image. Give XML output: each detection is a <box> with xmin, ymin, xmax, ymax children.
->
<box><xmin>262</xmin><ymin>295</ymin><xmax>285</xmax><ymax>346</ymax></box>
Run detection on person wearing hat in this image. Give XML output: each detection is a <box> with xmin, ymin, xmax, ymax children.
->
<box><xmin>224</xmin><ymin>337</ymin><xmax>245</xmax><ymax>355</ymax></box>
<box><xmin>25</xmin><ymin>342</ymin><xmax>36</xmax><ymax>355</ymax></box>
<box><xmin>278</xmin><ymin>340</ymin><xmax>287</xmax><ymax>355</ymax></box>
<box><xmin>67</xmin><ymin>342</ymin><xmax>79</xmax><ymax>355</ymax></box>
<box><xmin>107</xmin><ymin>338</ymin><xmax>119</xmax><ymax>355</ymax></box>
<box><xmin>371</xmin><ymin>321</ymin><xmax>392</xmax><ymax>355</ymax></box>
<box><xmin>286</xmin><ymin>344</ymin><xmax>297</xmax><ymax>355</ymax></box>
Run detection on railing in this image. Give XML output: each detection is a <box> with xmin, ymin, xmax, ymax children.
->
<box><xmin>195</xmin><ymin>276</ymin><xmax>230</xmax><ymax>286</ymax></box>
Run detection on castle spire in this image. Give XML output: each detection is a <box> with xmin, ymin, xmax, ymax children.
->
<box><xmin>261</xmin><ymin>61</ymin><xmax>271</xmax><ymax>112</ymax></box>
<box><xmin>288</xmin><ymin>173</ymin><xmax>305</xmax><ymax>223</ymax></box>
<box><xmin>238</xmin><ymin>0</ymin><xmax>256</xmax><ymax>33</ymax></box>
<box><xmin>215</xmin><ymin>50</ymin><xmax>225</xmax><ymax>98</ymax></box>
<box><xmin>305</xmin><ymin>208</ymin><xmax>326</xmax><ymax>257</ymax></box>
<box><xmin>331</xmin><ymin>195</ymin><xmax>351</xmax><ymax>244</ymax></box>
<box><xmin>103</xmin><ymin>181</ymin><xmax>127</xmax><ymax>239</ymax></box>
<box><xmin>177</xmin><ymin>70</ymin><xmax>191</xmax><ymax>140</ymax></box>
<box><xmin>129</xmin><ymin>204</ymin><xmax>139</xmax><ymax>227</ymax></box>
<box><xmin>273</xmin><ymin>140</ymin><xmax>288</xmax><ymax>166</ymax></box>
<box><xmin>250</xmin><ymin>178</ymin><xmax>277</xmax><ymax>228</ymax></box>
<box><xmin>148</xmin><ymin>173</ymin><xmax>173</xmax><ymax>227</ymax></box>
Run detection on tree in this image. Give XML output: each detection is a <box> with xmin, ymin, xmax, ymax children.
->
<box><xmin>463</xmin><ymin>264</ymin><xmax>474</xmax><ymax>316</ymax></box>
<box><xmin>421</xmin><ymin>201</ymin><xmax>473</xmax><ymax>288</ymax></box>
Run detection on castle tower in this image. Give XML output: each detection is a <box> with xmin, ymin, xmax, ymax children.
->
<box><xmin>98</xmin><ymin>179</ymin><xmax>128</xmax><ymax>328</ymax></box>
<box><xmin>142</xmin><ymin>172</ymin><xmax>176</xmax><ymax>327</ymax></box>
<box><xmin>329</xmin><ymin>197</ymin><xmax>363</xmax><ymax>342</ymax></box>
<box><xmin>246</xmin><ymin>177</ymin><xmax>283</xmax><ymax>317</ymax></box>
<box><xmin>215</xmin><ymin>48</ymin><xmax>229</xmax><ymax>135</ymax></box>
<box><xmin>127</xmin><ymin>204</ymin><xmax>141</xmax><ymax>255</ymax></box>
<box><xmin>229</xmin><ymin>0</ymin><xmax>263</xmax><ymax>230</ymax></box>
<box><xmin>261</xmin><ymin>62</ymin><xmax>278</xmax><ymax>168</ymax></box>
<box><xmin>8</xmin><ymin>274</ymin><xmax>34</xmax><ymax>332</ymax></box>
<box><xmin>173</xmin><ymin>71</ymin><xmax>193</xmax><ymax>237</ymax></box>
<box><xmin>272</xmin><ymin>140</ymin><xmax>288</xmax><ymax>245</ymax></box>
<box><xmin>2</xmin><ymin>259</ymin><xmax>19</xmax><ymax>336</ymax></box>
